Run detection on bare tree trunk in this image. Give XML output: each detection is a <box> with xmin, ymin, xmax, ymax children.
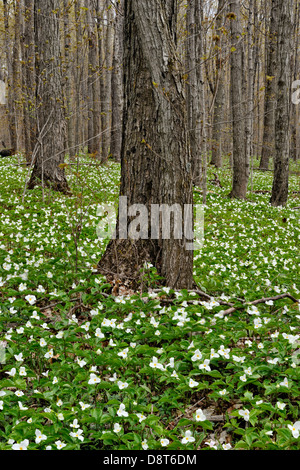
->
<box><xmin>198</xmin><ymin>0</ymin><xmax>207</xmax><ymax>203</ymax></box>
<box><xmin>74</xmin><ymin>0</ymin><xmax>83</xmax><ymax>155</ymax></box>
<box><xmin>28</xmin><ymin>0</ymin><xmax>69</xmax><ymax>193</ymax></box>
<box><xmin>22</xmin><ymin>0</ymin><xmax>36</xmax><ymax>161</ymax></box>
<box><xmin>247</xmin><ymin>0</ymin><xmax>255</xmax><ymax>191</ymax></box>
<box><xmin>12</xmin><ymin>0</ymin><xmax>23</xmax><ymax>152</ymax></box>
<box><xmin>86</xmin><ymin>1</ymin><xmax>101</xmax><ymax>157</ymax></box>
<box><xmin>98</xmin><ymin>0</ymin><xmax>194</xmax><ymax>290</ymax></box>
<box><xmin>260</xmin><ymin>0</ymin><xmax>279</xmax><ymax>170</ymax></box>
<box><xmin>270</xmin><ymin>0</ymin><xmax>293</xmax><ymax>207</ymax></box>
<box><xmin>228</xmin><ymin>0</ymin><xmax>249</xmax><ymax>199</ymax></box>
<box><xmin>290</xmin><ymin>0</ymin><xmax>300</xmax><ymax>162</ymax></box>
<box><xmin>211</xmin><ymin>0</ymin><xmax>226</xmax><ymax>168</ymax></box>
<box><xmin>110</xmin><ymin>0</ymin><xmax>124</xmax><ymax>162</ymax></box>
<box><xmin>3</xmin><ymin>0</ymin><xmax>17</xmax><ymax>149</ymax></box>
<box><xmin>63</xmin><ymin>0</ymin><xmax>75</xmax><ymax>159</ymax></box>
<box><xmin>97</xmin><ymin>0</ymin><xmax>113</xmax><ymax>162</ymax></box>
<box><xmin>186</xmin><ymin>0</ymin><xmax>200</xmax><ymax>186</ymax></box>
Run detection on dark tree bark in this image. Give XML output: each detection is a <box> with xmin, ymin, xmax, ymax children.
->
<box><xmin>228</xmin><ymin>0</ymin><xmax>249</xmax><ymax>199</ymax></box>
<box><xmin>74</xmin><ymin>0</ymin><xmax>83</xmax><ymax>156</ymax></box>
<box><xmin>86</xmin><ymin>1</ymin><xmax>101</xmax><ymax>157</ymax></box>
<box><xmin>270</xmin><ymin>0</ymin><xmax>293</xmax><ymax>207</ymax></box>
<box><xmin>246</xmin><ymin>0</ymin><xmax>255</xmax><ymax>190</ymax></box>
<box><xmin>22</xmin><ymin>0</ymin><xmax>36</xmax><ymax>161</ymax></box>
<box><xmin>186</xmin><ymin>0</ymin><xmax>206</xmax><ymax>190</ymax></box>
<box><xmin>211</xmin><ymin>0</ymin><xmax>226</xmax><ymax>168</ymax></box>
<box><xmin>63</xmin><ymin>0</ymin><xmax>76</xmax><ymax>159</ymax></box>
<box><xmin>260</xmin><ymin>0</ymin><xmax>279</xmax><ymax>170</ymax></box>
<box><xmin>110</xmin><ymin>0</ymin><xmax>124</xmax><ymax>162</ymax></box>
<box><xmin>3</xmin><ymin>0</ymin><xmax>17</xmax><ymax>150</ymax></box>
<box><xmin>98</xmin><ymin>0</ymin><xmax>194</xmax><ymax>291</ymax></box>
<box><xmin>97</xmin><ymin>0</ymin><xmax>113</xmax><ymax>162</ymax></box>
<box><xmin>28</xmin><ymin>0</ymin><xmax>69</xmax><ymax>193</ymax></box>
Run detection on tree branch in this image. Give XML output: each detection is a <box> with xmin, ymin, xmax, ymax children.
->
<box><xmin>221</xmin><ymin>293</ymin><xmax>299</xmax><ymax>316</ymax></box>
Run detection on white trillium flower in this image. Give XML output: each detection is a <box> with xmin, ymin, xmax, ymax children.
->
<box><xmin>6</xmin><ymin>368</ymin><xmax>16</xmax><ymax>377</ymax></box>
<box><xmin>288</xmin><ymin>421</ymin><xmax>300</xmax><ymax>439</ymax></box>
<box><xmin>117</xmin><ymin>381</ymin><xmax>128</xmax><ymax>390</ymax></box>
<box><xmin>239</xmin><ymin>409</ymin><xmax>250</xmax><ymax>421</ymax></box>
<box><xmin>195</xmin><ymin>409</ymin><xmax>207</xmax><ymax>422</ymax></box>
<box><xmin>189</xmin><ymin>378</ymin><xmax>199</xmax><ymax>388</ymax></box>
<box><xmin>25</xmin><ymin>295</ymin><xmax>37</xmax><ymax>305</ymax></box>
<box><xmin>114</xmin><ymin>423</ymin><xmax>121</xmax><ymax>433</ymax></box>
<box><xmin>35</xmin><ymin>429</ymin><xmax>47</xmax><ymax>444</ymax></box>
<box><xmin>149</xmin><ymin>357</ymin><xmax>164</xmax><ymax>370</ymax></box>
<box><xmin>191</xmin><ymin>349</ymin><xmax>202</xmax><ymax>361</ymax></box>
<box><xmin>117</xmin><ymin>403</ymin><xmax>128</xmax><ymax>417</ymax></box>
<box><xmin>136</xmin><ymin>413</ymin><xmax>147</xmax><ymax>423</ymax></box>
<box><xmin>279</xmin><ymin>377</ymin><xmax>288</xmax><ymax>387</ymax></box>
<box><xmin>12</xmin><ymin>439</ymin><xmax>29</xmax><ymax>450</ymax></box>
<box><xmin>55</xmin><ymin>440</ymin><xmax>66</xmax><ymax>449</ymax></box>
<box><xmin>199</xmin><ymin>359</ymin><xmax>211</xmax><ymax>371</ymax></box>
<box><xmin>70</xmin><ymin>429</ymin><xmax>84</xmax><ymax>441</ymax></box>
<box><xmin>160</xmin><ymin>438</ymin><xmax>169</xmax><ymax>447</ymax></box>
<box><xmin>88</xmin><ymin>373</ymin><xmax>100</xmax><ymax>385</ymax></box>
<box><xmin>181</xmin><ymin>430</ymin><xmax>195</xmax><ymax>444</ymax></box>
<box><xmin>118</xmin><ymin>348</ymin><xmax>129</xmax><ymax>359</ymax></box>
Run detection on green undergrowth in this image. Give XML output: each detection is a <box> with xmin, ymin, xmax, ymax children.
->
<box><xmin>0</xmin><ymin>154</ymin><xmax>299</xmax><ymax>451</ymax></box>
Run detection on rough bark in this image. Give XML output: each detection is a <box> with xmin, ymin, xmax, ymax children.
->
<box><xmin>98</xmin><ymin>0</ymin><xmax>194</xmax><ymax>290</ymax></box>
<box><xmin>270</xmin><ymin>0</ymin><xmax>293</xmax><ymax>207</ymax></box>
<box><xmin>74</xmin><ymin>0</ymin><xmax>83</xmax><ymax>156</ymax></box>
<box><xmin>28</xmin><ymin>0</ymin><xmax>69</xmax><ymax>193</ymax></box>
<box><xmin>246</xmin><ymin>0</ymin><xmax>255</xmax><ymax>190</ymax></box>
<box><xmin>211</xmin><ymin>0</ymin><xmax>226</xmax><ymax>168</ymax></box>
<box><xmin>86</xmin><ymin>1</ymin><xmax>101</xmax><ymax>157</ymax></box>
<box><xmin>22</xmin><ymin>0</ymin><xmax>36</xmax><ymax>161</ymax></box>
<box><xmin>3</xmin><ymin>0</ymin><xmax>17</xmax><ymax>149</ymax></box>
<box><xmin>186</xmin><ymin>0</ymin><xmax>205</xmax><ymax>188</ymax></box>
<box><xmin>110</xmin><ymin>0</ymin><xmax>124</xmax><ymax>162</ymax></box>
<box><xmin>228</xmin><ymin>0</ymin><xmax>249</xmax><ymax>199</ymax></box>
<box><xmin>97</xmin><ymin>0</ymin><xmax>113</xmax><ymax>162</ymax></box>
<box><xmin>260</xmin><ymin>0</ymin><xmax>279</xmax><ymax>170</ymax></box>
<box><xmin>63</xmin><ymin>0</ymin><xmax>76</xmax><ymax>159</ymax></box>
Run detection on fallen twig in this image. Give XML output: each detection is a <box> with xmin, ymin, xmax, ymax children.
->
<box><xmin>221</xmin><ymin>293</ymin><xmax>299</xmax><ymax>316</ymax></box>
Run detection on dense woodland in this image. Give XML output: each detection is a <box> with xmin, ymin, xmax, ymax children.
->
<box><xmin>0</xmin><ymin>1</ymin><xmax>299</xmax><ymax>177</ymax></box>
<box><xmin>0</xmin><ymin>0</ymin><xmax>299</xmax><ymax>453</ymax></box>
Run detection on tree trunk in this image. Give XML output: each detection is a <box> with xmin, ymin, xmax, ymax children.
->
<box><xmin>211</xmin><ymin>0</ymin><xmax>226</xmax><ymax>168</ymax></box>
<box><xmin>259</xmin><ymin>0</ymin><xmax>279</xmax><ymax>170</ymax></box>
<box><xmin>74</xmin><ymin>0</ymin><xmax>83</xmax><ymax>156</ymax></box>
<box><xmin>63</xmin><ymin>0</ymin><xmax>76</xmax><ymax>159</ymax></box>
<box><xmin>28</xmin><ymin>0</ymin><xmax>69</xmax><ymax>193</ymax></box>
<box><xmin>22</xmin><ymin>0</ymin><xmax>36</xmax><ymax>161</ymax></box>
<box><xmin>98</xmin><ymin>0</ymin><xmax>194</xmax><ymax>291</ymax></box>
<box><xmin>3</xmin><ymin>0</ymin><xmax>17</xmax><ymax>150</ymax></box>
<box><xmin>110</xmin><ymin>0</ymin><xmax>124</xmax><ymax>162</ymax></box>
<box><xmin>97</xmin><ymin>0</ymin><xmax>113</xmax><ymax>162</ymax></box>
<box><xmin>246</xmin><ymin>0</ymin><xmax>255</xmax><ymax>191</ymax></box>
<box><xmin>86</xmin><ymin>1</ymin><xmax>101</xmax><ymax>157</ymax></box>
<box><xmin>270</xmin><ymin>0</ymin><xmax>293</xmax><ymax>207</ymax></box>
<box><xmin>228</xmin><ymin>0</ymin><xmax>249</xmax><ymax>199</ymax></box>
<box><xmin>186</xmin><ymin>0</ymin><xmax>201</xmax><ymax>186</ymax></box>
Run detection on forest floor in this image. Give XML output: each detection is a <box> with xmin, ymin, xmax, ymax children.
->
<box><xmin>0</xmin><ymin>154</ymin><xmax>299</xmax><ymax>451</ymax></box>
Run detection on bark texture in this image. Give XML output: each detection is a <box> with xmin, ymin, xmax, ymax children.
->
<box><xmin>211</xmin><ymin>0</ymin><xmax>226</xmax><ymax>168</ymax></box>
<box><xmin>28</xmin><ymin>0</ymin><xmax>69</xmax><ymax>193</ymax></box>
<box><xmin>110</xmin><ymin>0</ymin><xmax>124</xmax><ymax>162</ymax></box>
<box><xmin>270</xmin><ymin>0</ymin><xmax>292</xmax><ymax>207</ymax></box>
<box><xmin>229</xmin><ymin>0</ymin><xmax>249</xmax><ymax>199</ymax></box>
<box><xmin>22</xmin><ymin>0</ymin><xmax>36</xmax><ymax>161</ymax></box>
<box><xmin>98</xmin><ymin>0</ymin><xmax>194</xmax><ymax>290</ymax></box>
<box><xmin>260</xmin><ymin>0</ymin><xmax>279</xmax><ymax>170</ymax></box>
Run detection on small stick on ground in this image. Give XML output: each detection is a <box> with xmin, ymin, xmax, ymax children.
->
<box><xmin>221</xmin><ymin>293</ymin><xmax>299</xmax><ymax>316</ymax></box>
